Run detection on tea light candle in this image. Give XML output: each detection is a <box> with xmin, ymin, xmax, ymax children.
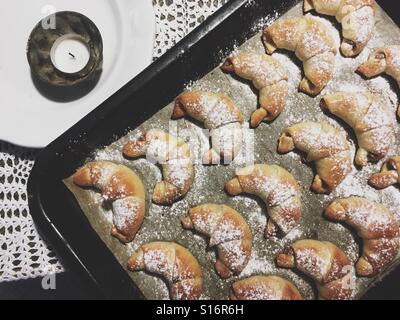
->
<box><xmin>27</xmin><ymin>11</ymin><xmax>103</xmax><ymax>88</ymax></box>
<box><xmin>50</xmin><ymin>35</ymin><xmax>90</xmax><ymax>74</ymax></box>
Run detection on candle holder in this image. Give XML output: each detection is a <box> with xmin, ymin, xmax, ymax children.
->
<box><xmin>27</xmin><ymin>11</ymin><xmax>103</xmax><ymax>92</ymax></box>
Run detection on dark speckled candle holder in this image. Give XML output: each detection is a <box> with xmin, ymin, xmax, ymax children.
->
<box><xmin>27</xmin><ymin>11</ymin><xmax>103</xmax><ymax>88</ymax></box>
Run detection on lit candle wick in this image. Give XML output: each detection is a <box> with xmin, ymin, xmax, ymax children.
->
<box><xmin>68</xmin><ymin>52</ymin><xmax>76</xmax><ymax>59</ymax></box>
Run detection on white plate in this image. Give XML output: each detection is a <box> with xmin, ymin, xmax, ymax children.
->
<box><xmin>0</xmin><ymin>0</ymin><xmax>155</xmax><ymax>148</ymax></box>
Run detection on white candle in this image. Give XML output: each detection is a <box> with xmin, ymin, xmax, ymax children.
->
<box><xmin>50</xmin><ymin>34</ymin><xmax>90</xmax><ymax>74</ymax></box>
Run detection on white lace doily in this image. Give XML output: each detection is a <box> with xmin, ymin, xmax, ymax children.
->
<box><xmin>0</xmin><ymin>0</ymin><xmax>229</xmax><ymax>282</ymax></box>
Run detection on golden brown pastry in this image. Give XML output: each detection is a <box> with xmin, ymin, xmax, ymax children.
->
<box><xmin>325</xmin><ymin>197</ymin><xmax>400</xmax><ymax>277</ymax></box>
<box><xmin>304</xmin><ymin>0</ymin><xmax>376</xmax><ymax>57</ymax></box>
<box><xmin>181</xmin><ymin>204</ymin><xmax>252</xmax><ymax>279</ymax></box>
<box><xmin>225</xmin><ymin>164</ymin><xmax>302</xmax><ymax>237</ymax></box>
<box><xmin>278</xmin><ymin>121</ymin><xmax>352</xmax><ymax>194</ymax></box>
<box><xmin>276</xmin><ymin>239</ymin><xmax>354</xmax><ymax>300</ymax></box>
<box><xmin>123</xmin><ymin>129</ymin><xmax>194</xmax><ymax>205</ymax></box>
<box><xmin>73</xmin><ymin>161</ymin><xmax>146</xmax><ymax>243</ymax></box>
<box><xmin>369</xmin><ymin>156</ymin><xmax>400</xmax><ymax>189</ymax></box>
<box><xmin>221</xmin><ymin>52</ymin><xmax>288</xmax><ymax>127</ymax></box>
<box><xmin>230</xmin><ymin>276</ymin><xmax>303</xmax><ymax>300</ymax></box>
<box><xmin>321</xmin><ymin>91</ymin><xmax>396</xmax><ymax>166</ymax></box>
<box><xmin>357</xmin><ymin>45</ymin><xmax>400</xmax><ymax>118</ymax></box>
<box><xmin>358</xmin><ymin>45</ymin><xmax>400</xmax><ymax>86</ymax></box>
<box><xmin>263</xmin><ymin>16</ymin><xmax>337</xmax><ymax>95</ymax></box>
<box><xmin>128</xmin><ymin>242</ymin><xmax>202</xmax><ymax>300</ymax></box>
<box><xmin>173</xmin><ymin>91</ymin><xmax>244</xmax><ymax>164</ymax></box>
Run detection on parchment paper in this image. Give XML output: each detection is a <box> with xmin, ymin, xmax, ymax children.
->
<box><xmin>64</xmin><ymin>2</ymin><xmax>400</xmax><ymax>300</ymax></box>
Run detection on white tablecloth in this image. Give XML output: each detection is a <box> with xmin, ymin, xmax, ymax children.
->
<box><xmin>0</xmin><ymin>0</ymin><xmax>228</xmax><ymax>282</ymax></box>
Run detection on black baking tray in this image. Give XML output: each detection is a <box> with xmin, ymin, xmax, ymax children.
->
<box><xmin>27</xmin><ymin>0</ymin><xmax>400</xmax><ymax>300</ymax></box>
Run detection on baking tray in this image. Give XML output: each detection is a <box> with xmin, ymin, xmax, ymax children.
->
<box><xmin>28</xmin><ymin>0</ymin><xmax>400</xmax><ymax>300</ymax></box>
<box><xmin>60</xmin><ymin>1</ymin><xmax>400</xmax><ymax>300</ymax></box>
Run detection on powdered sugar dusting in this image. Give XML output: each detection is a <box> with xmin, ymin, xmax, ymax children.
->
<box><xmin>305</xmin><ymin>14</ymin><xmax>341</xmax><ymax>50</ymax></box>
<box><xmin>213</xmin><ymin>218</ymin><xmax>244</xmax><ymax>244</ymax></box>
<box><xmin>232</xmin><ymin>52</ymin><xmax>287</xmax><ymax>89</ymax></box>
<box><xmin>388</xmin><ymin>46</ymin><xmax>400</xmax><ymax>73</ymax></box>
<box><xmin>219</xmin><ymin>239</ymin><xmax>249</xmax><ymax>271</ymax></box>
<box><xmin>295</xmin><ymin>122</ymin><xmax>349</xmax><ymax>155</ymax></box>
<box><xmin>382</xmin><ymin>187</ymin><xmax>400</xmax><ymax>220</ymax></box>
<box><xmin>112</xmin><ymin>197</ymin><xmax>141</xmax><ymax>231</ymax></box>
<box><xmin>250</xmin><ymin>10</ymin><xmax>279</xmax><ymax>33</ymax></box>
<box><xmin>143</xmin><ymin>248</ymin><xmax>174</xmax><ymax>278</ymax></box>
<box><xmin>300</xmin><ymin>16</ymin><xmax>338</xmax><ymax>60</ymax></box>
<box><xmin>166</xmin><ymin>161</ymin><xmax>193</xmax><ymax>192</ymax></box>
<box><xmin>332</xmin><ymin>166</ymin><xmax>380</xmax><ymax>201</ymax></box>
<box><xmin>197</xmin><ymin>93</ymin><xmax>242</xmax><ymax>129</ymax></box>
<box><xmin>344</xmin><ymin>6</ymin><xmax>375</xmax><ymax>46</ymax></box>
<box><xmin>295</xmin><ymin>247</ymin><xmax>330</xmax><ymax>282</ymax></box>
<box><xmin>272</xmin><ymin>52</ymin><xmax>302</xmax><ymax>89</ymax></box>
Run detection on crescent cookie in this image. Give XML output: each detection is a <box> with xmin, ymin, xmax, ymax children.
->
<box><xmin>123</xmin><ymin>129</ymin><xmax>194</xmax><ymax>205</ymax></box>
<box><xmin>278</xmin><ymin>121</ymin><xmax>352</xmax><ymax>194</ymax></box>
<box><xmin>73</xmin><ymin>161</ymin><xmax>146</xmax><ymax>243</ymax></box>
<box><xmin>173</xmin><ymin>91</ymin><xmax>244</xmax><ymax>164</ymax></box>
<box><xmin>225</xmin><ymin>164</ymin><xmax>302</xmax><ymax>237</ymax></box>
<box><xmin>263</xmin><ymin>16</ymin><xmax>337</xmax><ymax>96</ymax></box>
<box><xmin>182</xmin><ymin>204</ymin><xmax>252</xmax><ymax>278</ymax></box>
<box><xmin>128</xmin><ymin>242</ymin><xmax>202</xmax><ymax>300</ymax></box>
<box><xmin>222</xmin><ymin>52</ymin><xmax>288</xmax><ymax>127</ymax></box>
<box><xmin>304</xmin><ymin>0</ymin><xmax>375</xmax><ymax>56</ymax></box>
